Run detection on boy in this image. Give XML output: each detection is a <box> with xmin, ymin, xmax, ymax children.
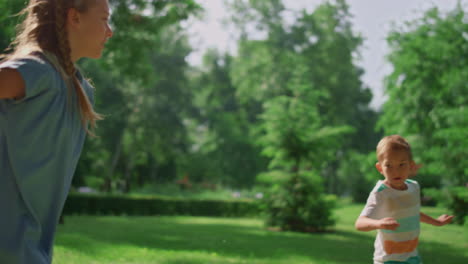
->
<box><xmin>355</xmin><ymin>135</ymin><xmax>453</xmax><ymax>264</ymax></box>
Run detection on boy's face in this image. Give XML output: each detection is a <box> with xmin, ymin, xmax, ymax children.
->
<box><xmin>376</xmin><ymin>150</ymin><xmax>414</xmax><ymax>190</ymax></box>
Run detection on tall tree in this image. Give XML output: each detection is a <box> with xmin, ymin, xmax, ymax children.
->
<box><xmin>0</xmin><ymin>0</ymin><xmax>24</xmax><ymax>52</ymax></box>
<box><xmin>187</xmin><ymin>49</ymin><xmax>268</xmax><ymax>187</ymax></box>
<box><xmin>378</xmin><ymin>3</ymin><xmax>467</xmax><ymax>223</ymax></box>
<box><xmin>226</xmin><ymin>0</ymin><xmax>378</xmax><ymax>194</ymax></box>
<box><xmin>75</xmin><ymin>0</ymin><xmax>201</xmax><ymax>192</ymax></box>
<box><xmin>379</xmin><ymin>4</ymin><xmax>468</xmax><ymax>188</ymax></box>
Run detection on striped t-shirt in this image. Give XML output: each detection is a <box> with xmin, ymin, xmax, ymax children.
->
<box><xmin>360</xmin><ymin>179</ymin><xmax>421</xmax><ymax>264</ymax></box>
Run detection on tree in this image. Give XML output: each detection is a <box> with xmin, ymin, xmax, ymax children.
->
<box><xmin>187</xmin><ymin>49</ymin><xmax>268</xmax><ymax>187</ymax></box>
<box><xmin>379</xmin><ymin>4</ymin><xmax>467</xmax><ymax>187</ymax></box>
<box><xmin>0</xmin><ymin>0</ymin><xmax>24</xmax><ymax>52</ymax></box>
<box><xmin>379</xmin><ymin>4</ymin><xmax>467</xmax><ymax>223</ymax></box>
<box><xmin>227</xmin><ymin>0</ymin><xmax>378</xmax><ymax>195</ymax></box>
<box><xmin>258</xmin><ymin>55</ymin><xmax>350</xmax><ymax>232</ymax></box>
<box><xmin>288</xmin><ymin>0</ymin><xmax>380</xmax><ymax>193</ymax></box>
<box><xmin>75</xmin><ymin>0</ymin><xmax>201</xmax><ymax>192</ymax></box>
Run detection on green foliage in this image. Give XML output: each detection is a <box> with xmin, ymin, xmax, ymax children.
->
<box><xmin>258</xmin><ymin>56</ymin><xmax>353</xmax><ymax>170</ymax></box>
<box><xmin>104</xmin><ymin>0</ymin><xmax>201</xmax><ymax>80</ymax></box>
<box><xmin>264</xmin><ymin>171</ymin><xmax>336</xmax><ymax>232</ymax></box>
<box><xmin>256</xmin><ymin>170</ymin><xmax>289</xmax><ymax>186</ymax></box>
<box><xmin>447</xmin><ymin>186</ymin><xmax>468</xmax><ymax>225</ymax></box>
<box><xmin>0</xmin><ymin>0</ymin><xmax>24</xmax><ymax>52</ymax></box>
<box><xmin>423</xmin><ymin>187</ymin><xmax>468</xmax><ymax>225</ymax></box>
<box><xmin>63</xmin><ymin>193</ymin><xmax>260</xmax><ymax>217</ymax></box>
<box><xmin>379</xmin><ymin>5</ymin><xmax>468</xmax><ymax>188</ymax></box>
<box><xmin>74</xmin><ymin>1</ymin><xmax>202</xmax><ymax>191</ymax></box>
<box><xmin>377</xmin><ymin>3</ymin><xmax>467</xmax><ymax>223</ymax></box>
<box><xmin>224</xmin><ymin>0</ymin><xmax>376</xmax><ymax>231</ymax></box>
<box><xmin>187</xmin><ymin>50</ymin><xmax>268</xmax><ymax>187</ymax></box>
<box><xmin>228</xmin><ymin>0</ymin><xmax>378</xmax><ymax>198</ymax></box>
<box><xmin>254</xmin><ymin>49</ymin><xmax>347</xmax><ymax>233</ymax></box>
<box><xmin>336</xmin><ymin>151</ymin><xmax>377</xmax><ymax>203</ymax></box>
<box><xmin>131</xmin><ymin>183</ymin><xmax>263</xmax><ymax>200</ymax></box>
<box><xmin>422</xmin><ymin>187</ymin><xmax>443</xmax><ymax>206</ymax></box>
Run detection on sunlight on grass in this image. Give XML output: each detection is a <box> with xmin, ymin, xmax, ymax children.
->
<box><xmin>53</xmin><ymin>205</ymin><xmax>467</xmax><ymax>264</ymax></box>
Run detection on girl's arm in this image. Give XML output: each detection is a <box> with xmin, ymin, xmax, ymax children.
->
<box><xmin>420</xmin><ymin>212</ymin><xmax>453</xmax><ymax>226</ymax></box>
<box><xmin>355</xmin><ymin>216</ymin><xmax>399</xmax><ymax>231</ymax></box>
<box><xmin>0</xmin><ymin>68</ymin><xmax>25</xmax><ymax>99</ymax></box>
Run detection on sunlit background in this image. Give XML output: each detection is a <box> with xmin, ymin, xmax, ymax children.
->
<box><xmin>0</xmin><ymin>0</ymin><xmax>467</xmax><ymax>262</ymax></box>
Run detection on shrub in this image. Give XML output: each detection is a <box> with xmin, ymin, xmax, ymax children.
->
<box><xmin>421</xmin><ymin>188</ymin><xmax>442</xmax><ymax>207</ymax></box>
<box><xmin>447</xmin><ymin>187</ymin><xmax>468</xmax><ymax>225</ymax></box>
<box><xmin>264</xmin><ymin>171</ymin><xmax>336</xmax><ymax>232</ymax></box>
<box><xmin>423</xmin><ymin>186</ymin><xmax>468</xmax><ymax>225</ymax></box>
<box><xmin>62</xmin><ymin>193</ymin><xmax>260</xmax><ymax>217</ymax></box>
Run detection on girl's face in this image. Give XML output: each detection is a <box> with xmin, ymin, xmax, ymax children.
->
<box><xmin>69</xmin><ymin>0</ymin><xmax>113</xmax><ymax>61</ymax></box>
<box><xmin>375</xmin><ymin>150</ymin><xmax>415</xmax><ymax>190</ymax></box>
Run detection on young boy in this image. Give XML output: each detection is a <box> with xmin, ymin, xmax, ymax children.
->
<box><xmin>355</xmin><ymin>135</ymin><xmax>453</xmax><ymax>264</ymax></box>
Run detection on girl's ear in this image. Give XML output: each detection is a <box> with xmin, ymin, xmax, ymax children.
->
<box><xmin>375</xmin><ymin>162</ymin><xmax>383</xmax><ymax>174</ymax></box>
<box><xmin>67</xmin><ymin>8</ymin><xmax>81</xmax><ymax>28</ymax></box>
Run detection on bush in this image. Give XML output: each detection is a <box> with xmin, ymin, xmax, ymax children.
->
<box><xmin>62</xmin><ymin>193</ymin><xmax>261</xmax><ymax>217</ymax></box>
<box><xmin>336</xmin><ymin>151</ymin><xmax>377</xmax><ymax>203</ymax></box>
<box><xmin>264</xmin><ymin>171</ymin><xmax>336</xmax><ymax>232</ymax></box>
<box><xmin>447</xmin><ymin>187</ymin><xmax>468</xmax><ymax>225</ymax></box>
<box><xmin>421</xmin><ymin>188</ymin><xmax>442</xmax><ymax>207</ymax></box>
<box><xmin>423</xmin><ymin>186</ymin><xmax>468</xmax><ymax>225</ymax></box>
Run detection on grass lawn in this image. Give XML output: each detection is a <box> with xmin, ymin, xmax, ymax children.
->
<box><xmin>53</xmin><ymin>205</ymin><xmax>467</xmax><ymax>264</ymax></box>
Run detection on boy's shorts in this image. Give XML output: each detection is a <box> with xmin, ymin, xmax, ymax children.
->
<box><xmin>379</xmin><ymin>256</ymin><xmax>421</xmax><ymax>264</ymax></box>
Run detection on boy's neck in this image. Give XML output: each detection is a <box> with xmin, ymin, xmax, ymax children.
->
<box><xmin>383</xmin><ymin>180</ymin><xmax>408</xmax><ymax>190</ymax></box>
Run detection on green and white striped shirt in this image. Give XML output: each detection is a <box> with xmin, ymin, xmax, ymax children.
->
<box><xmin>361</xmin><ymin>179</ymin><xmax>421</xmax><ymax>264</ymax></box>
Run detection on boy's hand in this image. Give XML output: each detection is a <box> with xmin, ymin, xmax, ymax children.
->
<box><xmin>435</xmin><ymin>214</ymin><xmax>454</xmax><ymax>226</ymax></box>
<box><xmin>378</xmin><ymin>217</ymin><xmax>400</xmax><ymax>230</ymax></box>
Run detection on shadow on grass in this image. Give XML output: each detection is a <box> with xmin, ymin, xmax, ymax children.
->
<box><xmin>55</xmin><ymin>216</ymin><xmax>467</xmax><ymax>264</ymax></box>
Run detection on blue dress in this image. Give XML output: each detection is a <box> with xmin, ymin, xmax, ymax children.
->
<box><xmin>0</xmin><ymin>54</ymin><xmax>94</xmax><ymax>263</ymax></box>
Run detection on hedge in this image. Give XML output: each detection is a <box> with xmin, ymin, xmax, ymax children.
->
<box><xmin>62</xmin><ymin>193</ymin><xmax>261</xmax><ymax>217</ymax></box>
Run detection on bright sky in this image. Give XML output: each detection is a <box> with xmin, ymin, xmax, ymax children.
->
<box><xmin>184</xmin><ymin>0</ymin><xmax>466</xmax><ymax>110</ymax></box>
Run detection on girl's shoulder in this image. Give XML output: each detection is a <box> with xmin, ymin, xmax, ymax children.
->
<box><xmin>0</xmin><ymin>53</ymin><xmax>64</xmax><ymax>102</ymax></box>
<box><xmin>0</xmin><ymin>53</ymin><xmax>56</xmax><ymax>81</ymax></box>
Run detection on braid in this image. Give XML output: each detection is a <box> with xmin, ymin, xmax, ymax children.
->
<box><xmin>54</xmin><ymin>0</ymin><xmax>73</xmax><ymax>75</ymax></box>
<box><xmin>5</xmin><ymin>0</ymin><xmax>104</xmax><ymax>135</ymax></box>
<box><xmin>54</xmin><ymin>0</ymin><xmax>102</xmax><ymax>135</ymax></box>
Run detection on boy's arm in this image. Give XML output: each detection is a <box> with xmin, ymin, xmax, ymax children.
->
<box><xmin>420</xmin><ymin>212</ymin><xmax>453</xmax><ymax>226</ymax></box>
<box><xmin>355</xmin><ymin>216</ymin><xmax>400</xmax><ymax>232</ymax></box>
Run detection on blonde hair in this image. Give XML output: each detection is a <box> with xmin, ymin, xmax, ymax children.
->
<box><xmin>2</xmin><ymin>0</ymin><xmax>102</xmax><ymax>135</ymax></box>
<box><xmin>376</xmin><ymin>135</ymin><xmax>413</xmax><ymax>162</ymax></box>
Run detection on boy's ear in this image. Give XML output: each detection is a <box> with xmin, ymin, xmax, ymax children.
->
<box><xmin>409</xmin><ymin>161</ymin><xmax>422</xmax><ymax>177</ymax></box>
<box><xmin>375</xmin><ymin>162</ymin><xmax>383</xmax><ymax>174</ymax></box>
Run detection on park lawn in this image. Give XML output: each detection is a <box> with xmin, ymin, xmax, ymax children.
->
<box><xmin>53</xmin><ymin>205</ymin><xmax>467</xmax><ymax>264</ymax></box>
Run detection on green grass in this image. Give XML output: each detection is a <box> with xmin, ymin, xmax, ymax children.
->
<box><xmin>53</xmin><ymin>205</ymin><xmax>468</xmax><ymax>264</ymax></box>
<box><xmin>129</xmin><ymin>183</ymin><xmax>263</xmax><ymax>201</ymax></box>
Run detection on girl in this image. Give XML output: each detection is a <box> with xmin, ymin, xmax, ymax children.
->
<box><xmin>0</xmin><ymin>0</ymin><xmax>113</xmax><ymax>263</ymax></box>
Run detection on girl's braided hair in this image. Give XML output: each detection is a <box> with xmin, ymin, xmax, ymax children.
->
<box><xmin>3</xmin><ymin>0</ymin><xmax>103</xmax><ymax>135</ymax></box>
